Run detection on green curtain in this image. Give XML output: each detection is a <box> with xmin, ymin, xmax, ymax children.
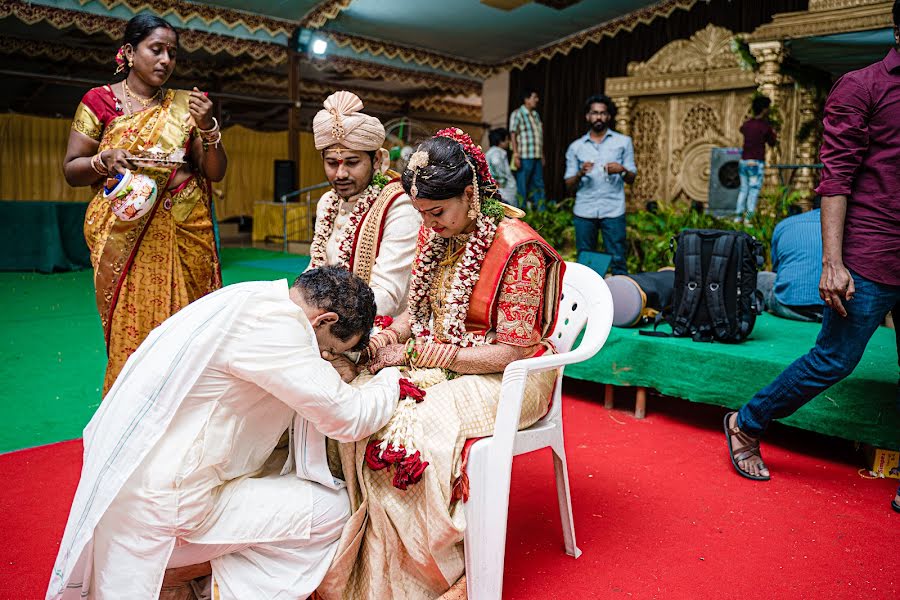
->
<box><xmin>0</xmin><ymin>201</ymin><xmax>91</xmax><ymax>272</ymax></box>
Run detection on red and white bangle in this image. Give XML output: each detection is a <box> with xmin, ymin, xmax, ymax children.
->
<box><xmin>412</xmin><ymin>343</ymin><xmax>459</xmax><ymax>369</ymax></box>
<box><xmin>90</xmin><ymin>152</ymin><xmax>108</xmax><ymax>176</ymax></box>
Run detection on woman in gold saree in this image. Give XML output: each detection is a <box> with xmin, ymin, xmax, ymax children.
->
<box><xmin>319</xmin><ymin>129</ymin><xmax>564</xmax><ymax>599</ymax></box>
<box><xmin>63</xmin><ymin>15</ymin><xmax>226</xmax><ymax>393</ymax></box>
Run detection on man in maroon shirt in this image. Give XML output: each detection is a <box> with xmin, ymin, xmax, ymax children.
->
<box><xmin>725</xmin><ymin>1</ymin><xmax>900</xmax><ymax>514</ymax></box>
<box><xmin>735</xmin><ymin>95</ymin><xmax>778</xmax><ymax>222</ymax></box>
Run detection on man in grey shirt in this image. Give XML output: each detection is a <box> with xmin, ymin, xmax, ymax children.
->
<box><xmin>486</xmin><ymin>127</ymin><xmax>517</xmax><ymax>205</ymax></box>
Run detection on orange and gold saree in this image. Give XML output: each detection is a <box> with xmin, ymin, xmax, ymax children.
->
<box><xmin>74</xmin><ymin>86</ymin><xmax>221</xmax><ymax>394</ymax></box>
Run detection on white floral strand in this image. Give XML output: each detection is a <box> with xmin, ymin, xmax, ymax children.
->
<box><xmin>406</xmin><ymin>367</ymin><xmax>448</xmax><ymax>389</ymax></box>
<box><xmin>377</xmin><ymin>397</ymin><xmax>419</xmax><ymax>456</ymax></box>
<box><xmin>309</xmin><ymin>183</ymin><xmax>383</xmax><ymax>269</ymax></box>
<box><xmin>408</xmin><ymin>212</ymin><xmax>498</xmax><ymax>347</ymax></box>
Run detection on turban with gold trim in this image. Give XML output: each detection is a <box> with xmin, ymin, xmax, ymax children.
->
<box><xmin>313</xmin><ymin>91</ymin><xmax>386</xmax><ymax>151</ymax></box>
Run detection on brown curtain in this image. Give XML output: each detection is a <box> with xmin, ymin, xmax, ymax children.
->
<box><xmin>508</xmin><ymin>0</ymin><xmax>809</xmax><ymax>202</ymax></box>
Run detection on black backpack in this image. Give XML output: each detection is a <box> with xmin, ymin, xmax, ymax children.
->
<box><xmin>643</xmin><ymin>229</ymin><xmax>764</xmax><ymax>343</ymax></box>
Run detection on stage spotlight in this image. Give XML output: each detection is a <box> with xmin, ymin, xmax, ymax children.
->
<box><xmin>311</xmin><ymin>38</ymin><xmax>328</xmax><ymax>56</ymax></box>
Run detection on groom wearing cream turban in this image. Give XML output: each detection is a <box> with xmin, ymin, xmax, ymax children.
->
<box><xmin>308</xmin><ymin>91</ymin><xmax>420</xmax><ymax>319</ymax></box>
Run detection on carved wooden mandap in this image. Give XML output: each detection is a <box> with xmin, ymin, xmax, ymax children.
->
<box><xmin>606</xmin><ymin>24</ymin><xmax>760</xmax><ymax>210</ymax></box>
<box><xmin>605</xmin><ymin>0</ymin><xmax>895</xmax><ymax>211</ymax></box>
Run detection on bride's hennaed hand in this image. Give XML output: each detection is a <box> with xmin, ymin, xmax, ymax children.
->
<box><xmin>368</xmin><ymin>343</ymin><xmax>407</xmax><ymax>374</ymax></box>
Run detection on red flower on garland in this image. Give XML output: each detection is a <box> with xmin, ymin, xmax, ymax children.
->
<box><xmin>364</xmin><ymin>439</ymin><xmax>390</xmax><ymax>470</ymax></box>
<box><xmin>399</xmin><ymin>378</ymin><xmax>426</xmax><ymax>403</ymax></box>
<box><xmin>392</xmin><ymin>451</ymin><xmax>429</xmax><ymax>490</ymax></box>
<box><xmin>363</xmin><ymin>380</ymin><xmax>430</xmax><ymax>490</ymax></box>
<box><xmin>380</xmin><ymin>444</ymin><xmax>407</xmax><ymax>464</ymax></box>
<box><xmin>374</xmin><ymin>315</ymin><xmax>394</xmax><ymax>329</ymax></box>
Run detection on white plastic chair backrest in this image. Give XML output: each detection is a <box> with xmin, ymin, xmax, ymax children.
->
<box><xmin>542</xmin><ymin>262</ymin><xmax>614</xmax><ymax>422</ymax></box>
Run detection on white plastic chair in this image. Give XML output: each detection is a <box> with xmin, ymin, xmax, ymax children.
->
<box><xmin>464</xmin><ymin>261</ymin><xmax>614</xmax><ymax>600</ymax></box>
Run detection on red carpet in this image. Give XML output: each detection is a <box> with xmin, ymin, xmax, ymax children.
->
<box><xmin>2</xmin><ymin>383</ymin><xmax>896</xmax><ymax>599</ymax></box>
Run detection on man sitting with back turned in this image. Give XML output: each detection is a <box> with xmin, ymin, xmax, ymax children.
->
<box><xmin>756</xmin><ymin>198</ymin><xmax>825</xmax><ymax>323</ymax></box>
<box><xmin>48</xmin><ymin>267</ymin><xmax>401</xmax><ymax>600</ymax></box>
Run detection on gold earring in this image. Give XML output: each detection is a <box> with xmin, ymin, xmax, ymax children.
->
<box><xmin>127</xmin><ymin>57</ymin><xmax>133</xmax><ymax>68</ymax></box>
<box><xmin>467</xmin><ymin>187</ymin><xmax>480</xmax><ymax>220</ymax></box>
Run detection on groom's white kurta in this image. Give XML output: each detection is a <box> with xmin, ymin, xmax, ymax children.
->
<box><xmin>47</xmin><ymin>280</ymin><xmax>400</xmax><ymax>600</ymax></box>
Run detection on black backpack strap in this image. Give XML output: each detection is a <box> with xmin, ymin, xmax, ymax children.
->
<box><xmin>704</xmin><ymin>234</ymin><xmax>736</xmax><ymax>341</ymax></box>
<box><xmin>671</xmin><ymin>233</ymin><xmax>704</xmax><ymax>337</ymax></box>
<box><xmin>639</xmin><ymin>312</ymin><xmax>671</xmax><ymax>337</ymax></box>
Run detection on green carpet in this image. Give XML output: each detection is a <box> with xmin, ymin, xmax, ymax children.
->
<box><xmin>566</xmin><ymin>313</ymin><xmax>899</xmax><ymax>448</ymax></box>
<box><xmin>0</xmin><ymin>248</ymin><xmax>307</xmax><ymax>453</ymax></box>
<box><xmin>2</xmin><ymin>250</ymin><xmax>896</xmax><ymax>452</ymax></box>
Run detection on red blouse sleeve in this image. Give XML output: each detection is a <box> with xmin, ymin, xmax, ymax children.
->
<box><xmin>494</xmin><ymin>243</ymin><xmax>547</xmax><ymax>347</ymax></box>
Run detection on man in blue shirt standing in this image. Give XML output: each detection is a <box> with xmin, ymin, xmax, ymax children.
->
<box><xmin>565</xmin><ymin>95</ymin><xmax>637</xmax><ymax>275</ymax></box>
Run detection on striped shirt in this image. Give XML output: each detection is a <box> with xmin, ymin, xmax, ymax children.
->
<box><xmin>772</xmin><ymin>209</ymin><xmax>824</xmax><ymax>307</ymax></box>
<box><xmin>509</xmin><ymin>105</ymin><xmax>543</xmax><ymax>159</ymax></box>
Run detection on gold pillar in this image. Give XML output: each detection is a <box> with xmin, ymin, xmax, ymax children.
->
<box><xmin>749</xmin><ymin>41</ymin><xmax>785</xmax><ymax>190</ymax></box>
<box><xmin>792</xmin><ymin>85</ymin><xmax>819</xmax><ymax>209</ymax></box>
<box><xmin>612</xmin><ymin>96</ymin><xmax>633</xmax><ymax>137</ymax></box>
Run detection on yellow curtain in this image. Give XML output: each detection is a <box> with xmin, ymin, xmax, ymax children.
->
<box><xmin>0</xmin><ymin>114</ymin><xmax>328</xmax><ymax>219</ymax></box>
<box><xmin>0</xmin><ymin>114</ymin><xmax>93</xmax><ymax>202</ymax></box>
<box><xmin>218</xmin><ymin>128</ymin><xmax>327</xmax><ymax>219</ymax></box>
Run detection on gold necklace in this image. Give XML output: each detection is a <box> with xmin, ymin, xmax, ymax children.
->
<box><xmin>123</xmin><ymin>79</ymin><xmax>161</xmax><ymax>110</ymax></box>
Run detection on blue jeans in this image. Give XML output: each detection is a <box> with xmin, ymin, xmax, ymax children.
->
<box><xmin>736</xmin><ymin>159</ymin><xmax>765</xmax><ymax>217</ymax></box>
<box><xmin>574</xmin><ymin>214</ymin><xmax>627</xmax><ymax>275</ymax></box>
<box><xmin>738</xmin><ymin>270</ymin><xmax>900</xmax><ymax>436</ymax></box>
<box><xmin>515</xmin><ymin>158</ymin><xmax>546</xmax><ymax>211</ymax></box>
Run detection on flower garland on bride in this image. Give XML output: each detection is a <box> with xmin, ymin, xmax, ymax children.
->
<box><xmin>408</xmin><ymin>128</ymin><xmax>506</xmax><ymax>347</ymax></box>
<box><xmin>309</xmin><ymin>171</ymin><xmax>390</xmax><ymax>269</ymax></box>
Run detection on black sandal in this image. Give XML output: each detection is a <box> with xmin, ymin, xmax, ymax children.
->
<box><xmin>724</xmin><ymin>411</ymin><xmax>770</xmax><ymax>481</ymax></box>
<box><xmin>892</xmin><ymin>489</ymin><xmax>900</xmax><ymax>514</ymax></box>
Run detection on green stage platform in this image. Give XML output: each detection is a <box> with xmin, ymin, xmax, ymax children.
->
<box><xmin>566</xmin><ymin>314</ymin><xmax>899</xmax><ymax>449</ymax></box>
<box><xmin>1</xmin><ymin>248</ymin><xmax>895</xmax><ymax>453</ymax></box>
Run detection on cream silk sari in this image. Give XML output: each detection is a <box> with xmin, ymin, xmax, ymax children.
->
<box><xmin>320</xmin><ymin>220</ymin><xmax>563</xmax><ymax>599</ymax></box>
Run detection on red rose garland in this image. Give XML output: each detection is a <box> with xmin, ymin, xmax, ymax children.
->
<box><xmin>364</xmin><ymin>378</ymin><xmax>430</xmax><ymax>490</ymax></box>
<box><xmin>408</xmin><ymin>212</ymin><xmax>497</xmax><ymax>346</ymax></box>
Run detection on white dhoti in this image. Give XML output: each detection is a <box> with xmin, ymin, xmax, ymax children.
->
<box><xmin>48</xmin><ymin>280</ymin><xmax>402</xmax><ymax>600</ymax></box>
<box><xmin>93</xmin><ymin>466</ymin><xmax>349</xmax><ymax>599</ymax></box>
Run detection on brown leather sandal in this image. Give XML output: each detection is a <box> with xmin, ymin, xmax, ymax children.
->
<box><xmin>724</xmin><ymin>411</ymin><xmax>770</xmax><ymax>481</ymax></box>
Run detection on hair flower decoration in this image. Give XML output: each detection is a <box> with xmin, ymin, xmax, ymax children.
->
<box><xmin>408</xmin><ymin>150</ymin><xmax>430</xmax><ymax>198</ymax></box>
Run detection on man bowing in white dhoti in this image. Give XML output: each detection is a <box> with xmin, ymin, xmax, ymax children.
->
<box><xmin>47</xmin><ymin>266</ymin><xmax>401</xmax><ymax>600</ymax></box>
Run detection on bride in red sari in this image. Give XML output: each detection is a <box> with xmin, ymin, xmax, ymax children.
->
<box><xmin>63</xmin><ymin>15</ymin><xmax>227</xmax><ymax>394</ymax></box>
<box><xmin>320</xmin><ymin>129</ymin><xmax>564</xmax><ymax>599</ymax></box>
